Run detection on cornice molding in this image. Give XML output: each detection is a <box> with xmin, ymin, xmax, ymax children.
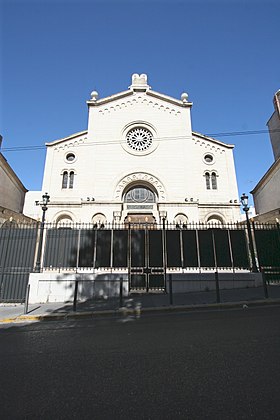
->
<box><xmin>46</xmin><ymin>131</ymin><xmax>88</xmax><ymax>147</ymax></box>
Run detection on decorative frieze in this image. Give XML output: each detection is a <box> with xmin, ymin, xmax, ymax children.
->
<box><xmin>98</xmin><ymin>96</ymin><xmax>181</xmax><ymax>116</ymax></box>
<box><xmin>193</xmin><ymin>137</ymin><xmax>225</xmax><ymax>154</ymax></box>
<box><xmin>115</xmin><ymin>172</ymin><xmax>166</xmax><ymax>200</ymax></box>
<box><xmin>54</xmin><ymin>138</ymin><xmax>86</xmax><ymax>151</ymax></box>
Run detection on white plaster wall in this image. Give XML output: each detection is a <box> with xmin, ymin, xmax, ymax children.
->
<box><xmin>23</xmin><ymin>191</ymin><xmax>43</xmax><ymax>220</ymax></box>
<box><xmin>87</xmin><ymin>93</ymin><xmax>192</xmax><ymax>202</ymax></box>
<box><xmin>32</xmin><ymin>79</ymin><xmax>241</xmax><ymax>224</ymax></box>
<box><xmin>28</xmin><ymin>272</ymin><xmax>129</xmax><ymax>303</ymax></box>
<box><xmin>28</xmin><ymin>271</ymin><xmax>262</xmax><ymax>304</ymax></box>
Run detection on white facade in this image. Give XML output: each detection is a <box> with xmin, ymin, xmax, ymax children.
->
<box><xmin>24</xmin><ymin>74</ymin><xmax>240</xmax><ymax>224</ymax></box>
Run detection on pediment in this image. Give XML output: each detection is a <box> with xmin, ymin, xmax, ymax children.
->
<box><xmin>95</xmin><ymin>92</ymin><xmax>187</xmax><ymax>117</ymax></box>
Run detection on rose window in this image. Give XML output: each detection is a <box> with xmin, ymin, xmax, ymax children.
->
<box><xmin>126</xmin><ymin>127</ymin><xmax>153</xmax><ymax>151</ymax></box>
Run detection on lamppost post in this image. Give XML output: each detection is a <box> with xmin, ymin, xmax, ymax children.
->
<box><xmin>240</xmin><ymin>193</ymin><xmax>258</xmax><ymax>272</ymax></box>
<box><xmin>35</xmin><ymin>193</ymin><xmax>50</xmax><ymax>273</ymax></box>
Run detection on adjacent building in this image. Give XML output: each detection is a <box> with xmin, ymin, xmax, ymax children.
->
<box><xmin>0</xmin><ymin>136</ymin><xmax>33</xmax><ymax>226</ymax></box>
<box><xmin>251</xmin><ymin>90</ymin><xmax>280</xmax><ymax>223</ymax></box>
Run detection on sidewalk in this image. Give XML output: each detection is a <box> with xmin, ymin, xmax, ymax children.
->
<box><xmin>1</xmin><ymin>285</ymin><xmax>280</xmax><ymax>324</ymax></box>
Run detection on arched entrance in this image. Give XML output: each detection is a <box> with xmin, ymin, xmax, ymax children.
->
<box><xmin>123</xmin><ymin>184</ymin><xmax>158</xmax><ymax>225</ymax></box>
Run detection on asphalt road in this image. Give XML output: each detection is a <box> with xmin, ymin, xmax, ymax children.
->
<box><xmin>1</xmin><ymin>306</ymin><xmax>280</xmax><ymax>420</ymax></box>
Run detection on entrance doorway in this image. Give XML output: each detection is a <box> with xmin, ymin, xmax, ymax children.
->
<box><xmin>124</xmin><ymin>214</ymin><xmax>156</xmax><ymax>225</ymax></box>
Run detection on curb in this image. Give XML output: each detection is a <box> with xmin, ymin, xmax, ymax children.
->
<box><xmin>1</xmin><ymin>298</ymin><xmax>280</xmax><ymax>324</ymax></box>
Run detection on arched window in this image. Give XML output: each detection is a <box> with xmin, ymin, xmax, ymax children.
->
<box><xmin>205</xmin><ymin>172</ymin><xmax>218</xmax><ymax>190</ymax></box>
<box><xmin>92</xmin><ymin>213</ymin><xmax>106</xmax><ymax>227</ymax></box>
<box><xmin>205</xmin><ymin>172</ymin><xmax>210</xmax><ymax>190</ymax></box>
<box><xmin>56</xmin><ymin>215</ymin><xmax>73</xmax><ymax>227</ymax></box>
<box><xmin>62</xmin><ymin>171</ymin><xmax>75</xmax><ymax>189</ymax></box>
<box><xmin>207</xmin><ymin>215</ymin><xmax>224</xmax><ymax>225</ymax></box>
<box><xmin>174</xmin><ymin>213</ymin><xmax>188</xmax><ymax>226</ymax></box>
<box><xmin>69</xmin><ymin>171</ymin><xmax>74</xmax><ymax>189</ymax></box>
<box><xmin>124</xmin><ymin>186</ymin><xmax>156</xmax><ymax>203</ymax></box>
<box><xmin>211</xmin><ymin>172</ymin><xmax>217</xmax><ymax>190</ymax></box>
<box><xmin>62</xmin><ymin>171</ymin><xmax>68</xmax><ymax>189</ymax></box>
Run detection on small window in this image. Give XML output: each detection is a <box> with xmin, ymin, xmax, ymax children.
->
<box><xmin>205</xmin><ymin>172</ymin><xmax>218</xmax><ymax>190</ymax></box>
<box><xmin>62</xmin><ymin>170</ymin><xmax>75</xmax><ymax>189</ymax></box>
<box><xmin>69</xmin><ymin>171</ymin><xmax>74</xmax><ymax>189</ymax></box>
<box><xmin>62</xmin><ymin>171</ymin><xmax>68</xmax><ymax>189</ymax></box>
<box><xmin>211</xmin><ymin>173</ymin><xmax>217</xmax><ymax>189</ymax></box>
<box><xmin>66</xmin><ymin>153</ymin><xmax>75</xmax><ymax>162</ymax></box>
<box><xmin>205</xmin><ymin>172</ymin><xmax>210</xmax><ymax>190</ymax></box>
<box><xmin>204</xmin><ymin>154</ymin><xmax>214</xmax><ymax>163</ymax></box>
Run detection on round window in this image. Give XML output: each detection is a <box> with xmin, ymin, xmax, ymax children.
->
<box><xmin>66</xmin><ymin>153</ymin><xmax>75</xmax><ymax>162</ymax></box>
<box><xmin>204</xmin><ymin>154</ymin><xmax>214</xmax><ymax>164</ymax></box>
<box><xmin>126</xmin><ymin>127</ymin><xmax>153</xmax><ymax>151</ymax></box>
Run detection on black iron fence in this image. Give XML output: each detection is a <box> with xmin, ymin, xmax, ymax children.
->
<box><xmin>0</xmin><ymin>225</ymin><xmax>38</xmax><ymax>302</ymax></box>
<box><xmin>0</xmin><ymin>221</ymin><xmax>280</xmax><ymax>301</ymax></box>
<box><xmin>42</xmin><ymin>222</ymin><xmax>252</xmax><ymax>270</ymax></box>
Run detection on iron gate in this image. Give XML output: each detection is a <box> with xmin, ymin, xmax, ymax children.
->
<box><xmin>0</xmin><ymin>225</ymin><xmax>38</xmax><ymax>302</ymax></box>
<box><xmin>129</xmin><ymin>229</ymin><xmax>166</xmax><ymax>292</ymax></box>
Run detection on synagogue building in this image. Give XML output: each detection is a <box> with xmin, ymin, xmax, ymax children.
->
<box><xmin>24</xmin><ymin>74</ymin><xmax>241</xmax><ymax>224</ymax></box>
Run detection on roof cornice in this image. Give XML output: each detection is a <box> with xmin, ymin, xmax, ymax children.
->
<box><xmin>87</xmin><ymin>89</ymin><xmax>192</xmax><ymax>109</ymax></box>
<box><xmin>192</xmin><ymin>131</ymin><xmax>234</xmax><ymax>148</ymax></box>
<box><xmin>147</xmin><ymin>90</ymin><xmax>192</xmax><ymax>108</ymax></box>
<box><xmin>87</xmin><ymin>90</ymin><xmax>133</xmax><ymax>106</ymax></box>
<box><xmin>45</xmin><ymin>130</ymin><xmax>88</xmax><ymax>146</ymax></box>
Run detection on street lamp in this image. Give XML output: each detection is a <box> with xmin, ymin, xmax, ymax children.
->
<box><xmin>35</xmin><ymin>193</ymin><xmax>50</xmax><ymax>272</ymax></box>
<box><xmin>240</xmin><ymin>193</ymin><xmax>258</xmax><ymax>272</ymax></box>
<box><xmin>240</xmin><ymin>193</ymin><xmax>249</xmax><ymax>211</ymax></box>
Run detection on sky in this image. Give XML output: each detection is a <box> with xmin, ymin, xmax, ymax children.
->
<box><xmin>1</xmin><ymin>0</ymin><xmax>279</xmax><ymax>207</ymax></box>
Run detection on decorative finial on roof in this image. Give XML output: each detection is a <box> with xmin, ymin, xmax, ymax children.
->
<box><xmin>129</xmin><ymin>73</ymin><xmax>150</xmax><ymax>91</ymax></box>
<box><xmin>181</xmin><ymin>92</ymin><xmax>189</xmax><ymax>104</ymax></box>
<box><xmin>90</xmin><ymin>90</ymin><xmax>99</xmax><ymax>101</ymax></box>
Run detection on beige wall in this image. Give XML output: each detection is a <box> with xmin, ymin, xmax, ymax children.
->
<box><xmin>0</xmin><ymin>206</ymin><xmax>35</xmax><ymax>227</ymax></box>
<box><xmin>267</xmin><ymin>90</ymin><xmax>280</xmax><ymax>160</ymax></box>
<box><xmin>252</xmin><ymin>160</ymin><xmax>280</xmax><ymax>216</ymax></box>
<box><xmin>268</xmin><ymin>112</ymin><xmax>280</xmax><ymax>161</ymax></box>
<box><xmin>0</xmin><ymin>154</ymin><xmax>27</xmax><ymax>214</ymax></box>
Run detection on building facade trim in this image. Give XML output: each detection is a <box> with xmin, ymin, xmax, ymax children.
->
<box><xmin>114</xmin><ymin>172</ymin><xmax>166</xmax><ymax>201</ymax></box>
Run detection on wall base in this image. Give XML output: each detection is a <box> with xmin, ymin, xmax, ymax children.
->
<box><xmin>28</xmin><ymin>270</ymin><xmax>263</xmax><ymax>304</ymax></box>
